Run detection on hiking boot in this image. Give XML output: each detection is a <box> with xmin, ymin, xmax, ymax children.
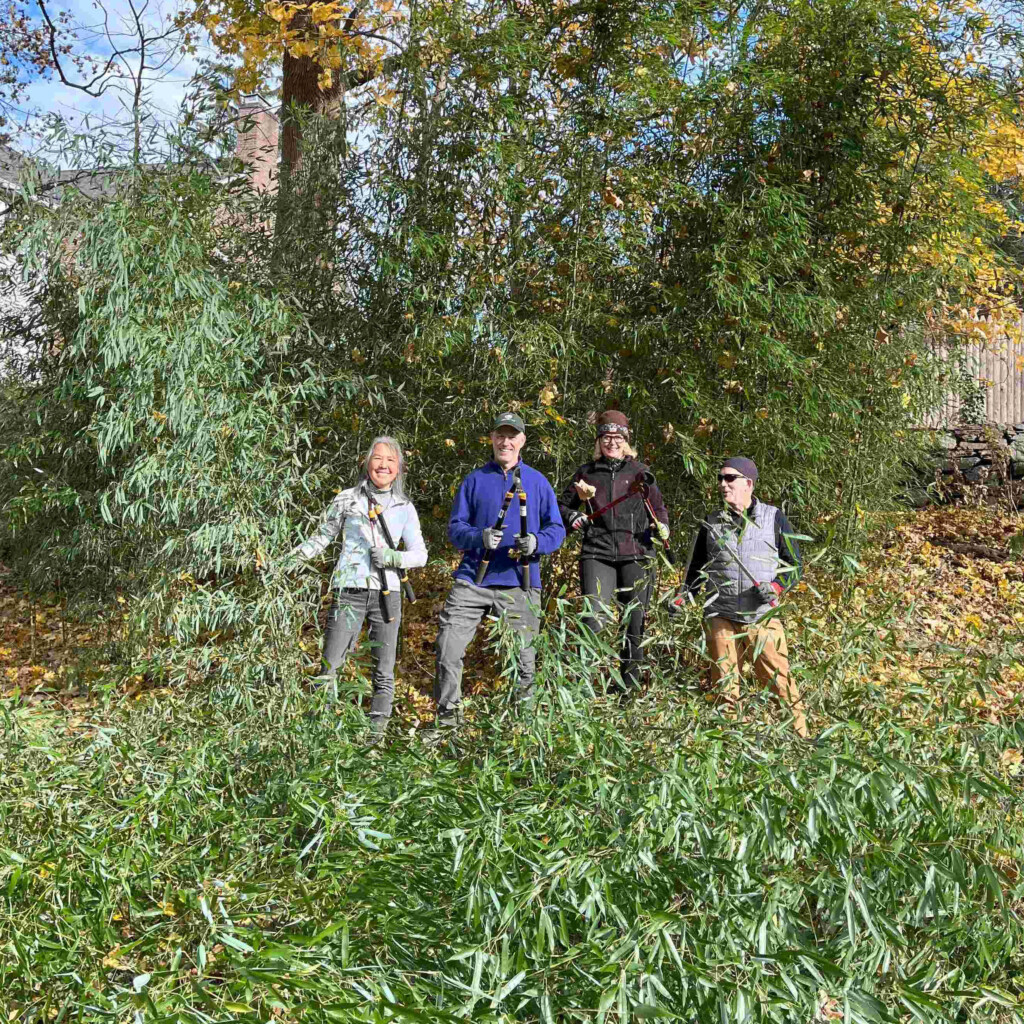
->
<box><xmin>363</xmin><ymin>717</ymin><xmax>388</xmax><ymax>748</ymax></box>
<box><xmin>422</xmin><ymin>709</ymin><xmax>464</xmax><ymax>751</ymax></box>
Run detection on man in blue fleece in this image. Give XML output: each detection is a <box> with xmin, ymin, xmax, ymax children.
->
<box><xmin>433</xmin><ymin>412</ymin><xmax>565</xmax><ymax>732</ymax></box>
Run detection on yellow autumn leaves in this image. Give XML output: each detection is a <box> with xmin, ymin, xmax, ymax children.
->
<box><xmin>203</xmin><ymin>0</ymin><xmax>403</xmax><ymax>94</ymax></box>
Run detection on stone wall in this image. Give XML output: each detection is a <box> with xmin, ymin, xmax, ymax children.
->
<box><xmin>923</xmin><ymin>424</ymin><xmax>1024</xmax><ymax>484</ymax></box>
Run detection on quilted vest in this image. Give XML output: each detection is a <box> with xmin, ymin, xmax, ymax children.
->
<box><xmin>702</xmin><ymin>501</ymin><xmax>780</xmax><ymax>623</ymax></box>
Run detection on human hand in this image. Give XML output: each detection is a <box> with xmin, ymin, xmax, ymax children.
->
<box><xmin>569</xmin><ymin>512</ymin><xmax>590</xmax><ymax>532</ymax></box>
<box><xmin>514</xmin><ymin>533</ymin><xmax>537</xmax><ymax>557</ymax></box>
<box><xmin>482</xmin><ymin>527</ymin><xmax>503</xmax><ymax>550</ymax></box>
<box><xmin>655</xmin><ymin>521</ymin><xmax>670</xmax><ymax>541</ymax></box>
<box><xmin>371</xmin><ymin>547</ymin><xmax>402</xmax><ymax>569</ymax></box>
<box><xmin>756</xmin><ymin>581</ymin><xmax>783</xmax><ymax>603</ymax></box>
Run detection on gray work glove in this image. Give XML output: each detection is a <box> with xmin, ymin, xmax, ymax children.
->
<box><xmin>514</xmin><ymin>533</ymin><xmax>538</xmax><ymax>557</ymax></box>
<box><xmin>482</xmin><ymin>527</ymin><xmax>503</xmax><ymax>550</ymax></box>
<box><xmin>371</xmin><ymin>546</ymin><xmax>403</xmax><ymax>570</ymax></box>
<box><xmin>756</xmin><ymin>581</ymin><xmax>782</xmax><ymax>603</ymax></box>
<box><xmin>568</xmin><ymin>511</ymin><xmax>590</xmax><ymax>532</ymax></box>
<box><xmin>666</xmin><ymin>590</ymin><xmax>693</xmax><ymax>616</ymax></box>
<box><xmin>654</xmin><ymin>521</ymin><xmax>670</xmax><ymax>541</ymax></box>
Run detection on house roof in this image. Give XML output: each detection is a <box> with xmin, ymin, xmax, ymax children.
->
<box><xmin>0</xmin><ymin>140</ymin><xmax>170</xmax><ymax>201</ymax></box>
<box><xmin>0</xmin><ymin>143</ymin><xmax>38</xmax><ymax>191</ymax></box>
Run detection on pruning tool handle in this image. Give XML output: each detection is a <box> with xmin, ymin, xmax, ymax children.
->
<box><xmin>585</xmin><ymin>479</ymin><xmax>643</xmax><ymax>521</ymax></box>
<box><xmin>516</xmin><ymin>478</ymin><xmax>529</xmax><ymax>591</ymax></box>
<box><xmin>727</xmin><ymin>542</ymin><xmax>780</xmax><ymax>609</ymax></box>
<box><xmin>638</xmin><ymin>488</ymin><xmax>676</xmax><ymax>566</ymax></box>
<box><xmin>372</xmin><ymin>501</ymin><xmax>416</xmax><ymax>603</ymax></box>
<box><xmin>475</xmin><ymin>482</ymin><xmax>517</xmax><ymax>585</ymax></box>
<box><xmin>367</xmin><ymin>501</ymin><xmax>395</xmax><ymax>623</ymax></box>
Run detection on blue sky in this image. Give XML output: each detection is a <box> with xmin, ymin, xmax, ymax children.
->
<box><xmin>11</xmin><ymin>0</ymin><xmax>212</xmax><ymax>163</ymax></box>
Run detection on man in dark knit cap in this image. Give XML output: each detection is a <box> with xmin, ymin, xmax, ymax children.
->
<box><xmin>672</xmin><ymin>456</ymin><xmax>809</xmax><ymax>737</ymax></box>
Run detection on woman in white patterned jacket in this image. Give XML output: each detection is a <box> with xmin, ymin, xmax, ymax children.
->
<box><xmin>291</xmin><ymin>436</ymin><xmax>427</xmax><ymax>743</ymax></box>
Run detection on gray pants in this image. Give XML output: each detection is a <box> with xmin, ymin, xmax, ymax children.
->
<box><xmin>322</xmin><ymin>587</ymin><xmax>401</xmax><ymax>724</ymax></box>
<box><xmin>434</xmin><ymin>580</ymin><xmax>540</xmax><ymax>721</ymax></box>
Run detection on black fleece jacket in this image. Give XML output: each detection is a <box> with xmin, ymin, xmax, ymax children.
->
<box><xmin>558</xmin><ymin>456</ymin><xmax>669</xmax><ymax>563</ymax></box>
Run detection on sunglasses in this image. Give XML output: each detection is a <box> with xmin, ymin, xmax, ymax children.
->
<box><xmin>718</xmin><ymin>473</ymin><xmax>745</xmax><ymax>483</ymax></box>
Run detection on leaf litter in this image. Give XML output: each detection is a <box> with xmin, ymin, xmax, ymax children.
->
<box><xmin>2</xmin><ymin>501</ymin><xmax>1024</xmax><ymax>1021</ymax></box>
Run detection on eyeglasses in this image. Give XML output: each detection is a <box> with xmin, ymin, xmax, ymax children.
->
<box><xmin>601</xmin><ymin>435</ymin><xmax>625</xmax><ymax>444</ymax></box>
<box><xmin>718</xmin><ymin>473</ymin><xmax>744</xmax><ymax>483</ymax></box>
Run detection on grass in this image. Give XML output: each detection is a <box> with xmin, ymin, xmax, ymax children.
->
<box><xmin>2</xmin><ymin>503</ymin><xmax>1024</xmax><ymax>1023</ymax></box>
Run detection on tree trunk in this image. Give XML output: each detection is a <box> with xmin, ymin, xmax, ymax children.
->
<box><xmin>279</xmin><ymin>8</ymin><xmax>344</xmax><ymax>184</ymax></box>
<box><xmin>274</xmin><ymin>6</ymin><xmax>345</xmax><ymax>239</ymax></box>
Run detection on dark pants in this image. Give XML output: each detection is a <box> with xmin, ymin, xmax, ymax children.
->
<box><xmin>434</xmin><ymin>580</ymin><xmax>541</xmax><ymax>724</ymax></box>
<box><xmin>580</xmin><ymin>558</ymin><xmax>653</xmax><ymax>689</ymax></box>
<box><xmin>321</xmin><ymin>587</ymin><xmax>401</xmax><ymax>725</ymax></box>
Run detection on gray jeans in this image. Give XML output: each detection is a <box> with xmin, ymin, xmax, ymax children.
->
<box><xmin>322</xmin><ymin>587</ymin><xmax>401</xmax><ymax>723</ymax></box>
<box><xmin>434</xmin><ymin>580</ymin><xmax>541</xmax><ymax>720</ymax></box>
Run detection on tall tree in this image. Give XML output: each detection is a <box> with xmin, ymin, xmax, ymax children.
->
<box><xmin>1</xmin><ymin>0</ymin><xmax>188</xmax><ymax>161</ymax></box>
<box><xmin>182</xmin><ymin>0</ymin><xmax>405</xmax><ymax>222</ymax></box>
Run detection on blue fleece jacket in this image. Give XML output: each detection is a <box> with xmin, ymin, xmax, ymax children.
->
<box><xmin>449</xmin><ymin>460</ymin><xmax>566</xmax><ymax>588</ymax></box>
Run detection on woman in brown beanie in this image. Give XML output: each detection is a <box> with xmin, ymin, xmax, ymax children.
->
<box><xmin>557</xmin><ymin>411</ymin><xmax>670</xmax><ymax>694</ymax></box>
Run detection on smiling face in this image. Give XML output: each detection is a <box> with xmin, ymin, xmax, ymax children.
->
<box><xmin>491</xmin><ymin>426</ymin><xmax>525</xmax><ymax>468</ymax></box>
<box><xmin>368</xmin><ymin>443</ymin><xmax>400</xmax><ymax>489</ymax></box>
<box><xmin>598</xmin><ymin>433</ymin><xmax>627</xmax><ymax>459</ymax></box>
<box><xmin>718</xmin><ymin>469</ymin><xmax>754</xmax><ymax>511</ymax></box>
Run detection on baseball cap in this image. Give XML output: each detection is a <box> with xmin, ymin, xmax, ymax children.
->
<box><xmin>492</xmin><ymin>411</ymin><xmax>526</xmax><ymax>433</ymax></box>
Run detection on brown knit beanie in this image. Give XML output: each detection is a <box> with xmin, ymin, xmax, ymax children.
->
<box><xmin>596</xmin><ymin>410</ymin><xmax>630</xmax><ymax>437</ymax></box>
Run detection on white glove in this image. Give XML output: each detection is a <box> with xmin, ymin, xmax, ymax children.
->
<box><xmin>515</xmin><ymin>533</ymin><xmax>537</xmax><ymax>557</ymax></box>
<box><xmin>482</xmin><ymin>527</ymin><xmax>503</xmax><ymax>550</ymax></box>
<box><xmin>655</xmin><ymin>521</ymin><xmax>670</xmax><ymax>541</ymax></box>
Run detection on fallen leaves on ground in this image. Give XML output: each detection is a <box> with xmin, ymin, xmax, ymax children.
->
<box><xmin>2</xmin><ymin>496</ymin><xmax>1023</xmax><ymax>725</ymax></box>
<box><xmin>790</xmin><ymin>501</ymin><xmax>1024</xmax><ymax>722</ymax></box>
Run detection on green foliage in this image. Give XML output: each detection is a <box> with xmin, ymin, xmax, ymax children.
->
<box><xmin>1</xmin><ymin>3</ymin><xmax>1022</xmax><ymax>1018</ymax></box>
<box><xmin>2</xmin><ymin>597</ymin><xmax>1023</xmax><ymax>1021</ymax></box>
<box><xmin>1</xmin><ymin>0</ymin><xmax>1021</xmax><ymax>665</ymax></box>
<box><xmin>258</xmin><ymin>0</ymin><xmax>1019</xmax><ymax>542</ymax></box>
<box><xmin>0</xmin><ymin>171</ymin><xmax>343</xmax><ymax>679</ymax></box>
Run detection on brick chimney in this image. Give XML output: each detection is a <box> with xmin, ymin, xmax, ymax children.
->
<box><xmin>236</xmin><ymin>102</ymin><xmax>279</xmax><ymax>192</ymax></box>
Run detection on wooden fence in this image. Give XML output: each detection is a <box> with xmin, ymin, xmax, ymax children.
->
<box><xmin>920</xmin><ymin>316</ymin><xmax>1024</xmax><ymax>428</ymax></box>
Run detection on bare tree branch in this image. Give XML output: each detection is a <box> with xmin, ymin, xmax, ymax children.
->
<box><xmin>37</xmin><ymin>0</ymin><xmax>118</xmax><ymax>96</ymax></box>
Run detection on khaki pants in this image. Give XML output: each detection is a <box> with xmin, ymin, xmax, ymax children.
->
<box><xmin>705</xmin><ymin>616</ymin><xmax>808</xmax><ymax>737</ymax></box>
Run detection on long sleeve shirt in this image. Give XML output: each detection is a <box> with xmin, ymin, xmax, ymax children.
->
<box><xmin>292</xmin><ymin>483</ymin><xmax>427</xmax><ymax>591</ymax></box>
<box><xmin>449</xmin><ymin>460</ymin><xmax>565</xmax><ymax>588</ymax></box>
<box><xmin>557</xmin><ymin>456</ymin><xmax>668</xmax><ymax>563</ymax></box>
